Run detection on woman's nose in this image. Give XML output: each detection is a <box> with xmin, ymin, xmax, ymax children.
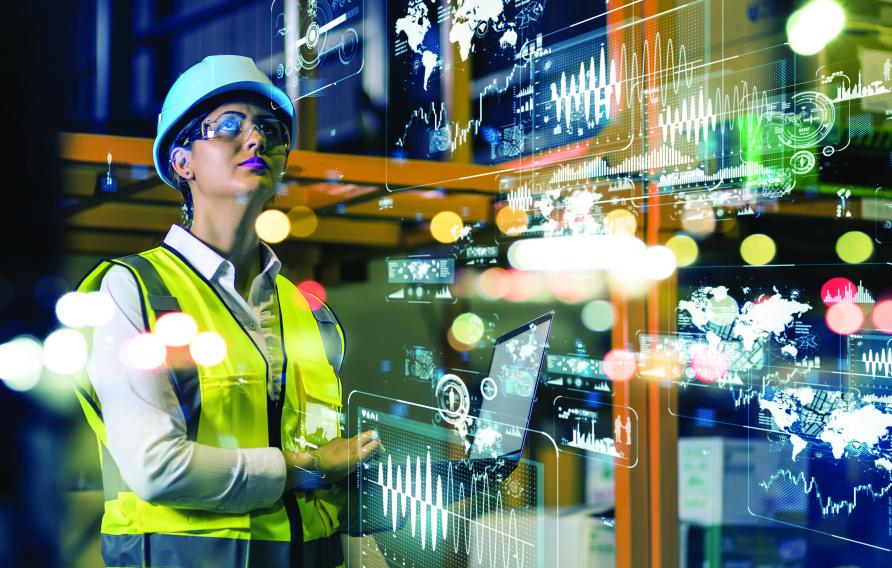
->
<box><xmin>243</xmin><ymin>124</ymin><xmax>267</xmax><ymax>153</ymax></box>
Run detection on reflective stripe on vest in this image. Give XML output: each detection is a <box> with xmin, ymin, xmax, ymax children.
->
<box><xmin>76</xmin><ymin>246</ymin><xmax>346</xmax><ymax>567</ymax></box>
<box><xmin>99</xmin><ymin>532</ymin><xmax>343</xmax><ymax>568</ymax></box>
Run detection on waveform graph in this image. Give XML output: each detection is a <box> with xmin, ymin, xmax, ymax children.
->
<box><xmin>348</xmin><ymin>395</ymin><xmax>558</xmax><ymax>567</ymax></box>
<box><xmin>848</xmin><ymin>334</ymin><xmax>892</xmax><ymax>384</ymax></box>
<box><xmin>548</xmin><ymin>45</ymin><xmax>619</xmax><ymax>135</ymax></box>
<box><xmin>530</xmin><ymin>0</ymin><xmax>705</xmax><ymax>153</ymax></box>
<box><xmin>553</xmin><ymin>396</ymin><xmax>638</xmax><ymax>468</ymax></box>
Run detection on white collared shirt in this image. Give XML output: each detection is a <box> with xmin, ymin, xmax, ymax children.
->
<box><xmin>85</xmin><ymin>225</ymin><xmax>287</xmax><ymax>513</ymax></box>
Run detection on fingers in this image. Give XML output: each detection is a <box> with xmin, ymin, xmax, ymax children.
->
<box><xmin>356</xmin><ymin>430</ymin><xmax>378</xmax><ymax>447</ymax></box>
<box><xmin>359</xmin><ymin>440</ymin><xmax>380</xmax><ymax>460</ymax></box>
<box><xmin>354</xmin><ymin>430</ymin><xmax>383</xmax><ymax>463</ymax></box>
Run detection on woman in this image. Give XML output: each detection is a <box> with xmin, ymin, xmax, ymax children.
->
<box><xmin>75</xmin><ymin>54</ymin><xmax>378</xmax><ymax>567</ymax></box>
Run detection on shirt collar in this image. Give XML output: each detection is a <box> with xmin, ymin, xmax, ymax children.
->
<box><xmin>163</xmin><ymin>224</ymin><xmax>282</xmax><ymax>283</ymax></box>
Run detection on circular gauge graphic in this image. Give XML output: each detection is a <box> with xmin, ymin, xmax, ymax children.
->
<box><xmin>480</xmin><ymin>377</ymin><xmax>498</xmax><ymax>400</ymax></box>
<box><xmin>339</xmin><ymin>28</ymin><xmax>359</xmax><ymax>64</ymax></box>
<box><xmin>295</xmin><ymin>0</ymin><xmax>339</xmax><ymax>72</ymax></box>
<box><xmin>789</xmin><ymin>150</ymin><xmax>816</xmax><ymax>175</ymax></box>
<box><xmin>774</xmin><ymin>91</ymin><xmax>835</xmax><ymax>149</ymax></box>
<box><xmin>435</xmin><ymin>374</ymin><xmax>470</xmax><ymax>425</ymax></box>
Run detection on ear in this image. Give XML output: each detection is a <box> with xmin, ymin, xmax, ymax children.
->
<box><xmin>169</xmin><ymin>147</ymin><xmax>193</xmax><ymax>179</ymax></box>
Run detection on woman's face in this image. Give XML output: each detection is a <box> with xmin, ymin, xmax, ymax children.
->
<box><xmin>180</xmin><ymin>100</ymin><xmax>289</xmax><ymax>205</ymax></box>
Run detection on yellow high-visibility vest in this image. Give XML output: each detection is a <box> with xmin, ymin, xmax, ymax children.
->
<box><xmin>74</xmin><ymin>245</ymin><xmax>347</xmax><ymax>567</ymax></box>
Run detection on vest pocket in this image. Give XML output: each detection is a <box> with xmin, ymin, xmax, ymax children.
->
<box><xmin>198</xmin><ymin>372</ymin><xmax>267</xmax><ymax>449</ymax></box>
<box><xmin>294</xmin><ymin>360</ymin><xmax>342</xmax><ymax>447</ymax></box>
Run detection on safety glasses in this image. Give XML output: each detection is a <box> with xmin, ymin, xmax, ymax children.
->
<box><xmin>183</xmin><ymin>111</ymin><xmax>290</xmax><ymax>150</ymax></box>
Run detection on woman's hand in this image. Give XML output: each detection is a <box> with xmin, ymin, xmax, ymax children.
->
<box><xmin>284</xmin><ymin>430</ymin><xmax>381</xmax><ymax>484</ymax></box>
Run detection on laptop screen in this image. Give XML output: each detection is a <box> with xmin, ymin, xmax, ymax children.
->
<box><xmin>468</xmin><ymin>312</ymin><xmax>554</xmax><ymax>460</ymax></box>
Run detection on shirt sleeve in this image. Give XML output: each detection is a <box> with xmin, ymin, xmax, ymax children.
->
<box><xmin>86</xmin><ymin>265</ymin><xmax>287</xmax><ymax>513</ymax></box>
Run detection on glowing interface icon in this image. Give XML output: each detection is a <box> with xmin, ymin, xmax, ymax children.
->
<box><xmin>435</xmin><ymin>373</ymin><xmax>470</xmax><ymax>425</ymax></box>
<box><xmin>770</xmin><ymin>91</ymin><xmax>836</xmax><ymax>149</ymax></box>
<box><xmin>480</xmin><ymin>376</ymin><xmax>498</xmax><ymax>400</ymax></box>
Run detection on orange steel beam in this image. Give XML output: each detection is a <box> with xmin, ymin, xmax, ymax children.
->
<box><xmin>345</xmin><ymin>191</ymin><xmax>493</xmax><ymax>223</ymax></box>
<box><xmin>65</xmin><ymin>201</ymin><xmax>402</xmax><ymax>247</ymax></box>
<box><xmin>643</xmin><ymin>0</ymin><xmax>679</xmax><ymax>566</ymax></box>
<box><xmin>58</xmin><ymin>133</ymin><xmax>502</xmax><ymax>193</ymax></box>
<box><xmin>609</xmin><ymin>1</ymin><xmax>651</xmax><ymax>567</ymax></box>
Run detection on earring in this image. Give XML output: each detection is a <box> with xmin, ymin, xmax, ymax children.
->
<box><xmin>179</xmin><ymin>202</ymin><xmax>192</xmax><ymax>228</ymax></box>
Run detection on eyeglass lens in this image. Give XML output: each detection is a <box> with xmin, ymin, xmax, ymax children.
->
<box><xmin>203</xmin><ymin>112</ymin><xmax>289</xmax><ymax>148</ymax></box>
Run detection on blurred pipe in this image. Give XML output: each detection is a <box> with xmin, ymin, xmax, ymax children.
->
<box><xmin>94</xmin><ymin>0</ymin><xmax>110</xmax><ymax>126</ymax></box>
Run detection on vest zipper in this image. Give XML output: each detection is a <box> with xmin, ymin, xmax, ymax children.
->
<box><xmin>274</xmin><ymin>280</ymin><xmax>304</xmax><ymax>566</ymax></box>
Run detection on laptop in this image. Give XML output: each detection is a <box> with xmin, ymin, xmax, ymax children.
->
<box><xmin>467</xmin><ymin>311</ymin><xmax>555</xmax><ymax>462</ymax></box>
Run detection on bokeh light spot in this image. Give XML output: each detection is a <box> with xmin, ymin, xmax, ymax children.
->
<box><xmin>451</xmin><ymin>313</ymin><xmax>485</xmax><ymax>345</ymax></box>
<box><xmin>0</xmin><ymin>336</ymin><xmax>43</xmax><ymax>391</ymax></box>
<box><xmin>681</xmin><ymin>205</ymin><xmax>716</xmax><ymax>236</ymax></box>
<box><xmin>820</xmin><ymin>277</ymin><xmax>857</xmax><ymax>305</ymax></box>
<box><xmin>835</xmin><ymin>231</ymin><xmax>873</xmax><ymax>264</ymax></box>
<box><xmin>190</xmin><ymin>332</ymin><xmax>228</xmax><ymax>366</ymax></box>
<box><xmin>826</xmin><ymin>302</ymin><xmax>864</xmax><ymax>335</ymax></box>
<box><xmin>504</xmin><ymin>270</ymin><xmax>539</xmax><ymax>302</ymax></box>
<box><xmin>477</xmin><ymin>268</ymin><xmax>510</xmax><ymax>301</ymax></box>
<box><xmin>155</xmin><ymin>312</ymin><xmax>198</xmax><ymax>347</ymax></box>
<box><xmin>298</xmin><ymin>280</ymin><xmax>327</xmax><ymax>309</ymax></box>
<box><xmin>691</xmin><ymin>345</ymin><xmax>729</xmax><ymax>383</ymax></box>
<box><xmin>665</xmin><ymin>235</ymin><xmax>699</xmax><ymax>267</ymax></box>
<box><xmin>581</xmin><ymin>300</ymin><xmax>615</xmax><ymax>332</ymax></box>
<box><xmin>604</xmin><ymin>209</ymin><xmax>637</xmax><ymax>236</ymax></box>
<box><xmin>643</xmin><ymin>246</ymin><xmax>677</xmax><ymax>280</ymax></box>
<box><xmin>706</xmin><ymin>292</ymin><xmax>739</xmax><ymax>326</ymax></box>
<box><xmin>55</xmin><ymin>292</ymin><xmax>90</xmax><ymax>328</ymax></box>
<box><xmin>84</xmin><ymin>291</ymin><xmax>116</xmax><ymax>327</ymax></box>
<box><xmin>33</xmin><ymin>276</ymin><xmax>69</xmax><ymax>309</ymax></box>
<box><xmin>871</xmin><ymin>300</ymin><xmax>892</xmax><ymax>333</ymax></box>
<box><xmin>123</xmin><ymin>333</ymin><xmax>167</xmax><ymax>371</ymax></box>
<box><xmin>43</xmin><ymin>329</ymin><xmax>88</xmax><ymax>375</ymax></box>
<box><xmin>545</xmin><ymin>272</ymin><xmax>599</xmax><ymax>304</ymax></box>
<box><xmin>740</xmin><ymin>234</ymin><xmax>776</xmax><ymax>265</ymax></box>
<box><xmin>255</xmin><ymin>209</ymin><xmax>291</xmax><ymax>243</ymax></box>
<box><xmin>786</xmin><ymin>0</ymin><xmax>845</xmax><ymax>56</ymax></box>
<box><xmin>495</xmin><ymin>206</ymin><xmax>529</xmax><ymax>236</ymax></box>
<box><xmin>287</xmin><ymin>206</ymin><xmax>319</xmax><ymax>238</ymax></box>
<box><xmin>447</xmin><ymin>328</ymin><xmax>474</xmax><ymax>352</ymax></box>
<box><xmin>603</xmin><ymin>349</ymin><xmax>637</xmax><ymax>382</ymax></box>
<box><xmin>430</xmin><ymin>211</ymin><xmax>464</xmax><ymax>244</ymax></box>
